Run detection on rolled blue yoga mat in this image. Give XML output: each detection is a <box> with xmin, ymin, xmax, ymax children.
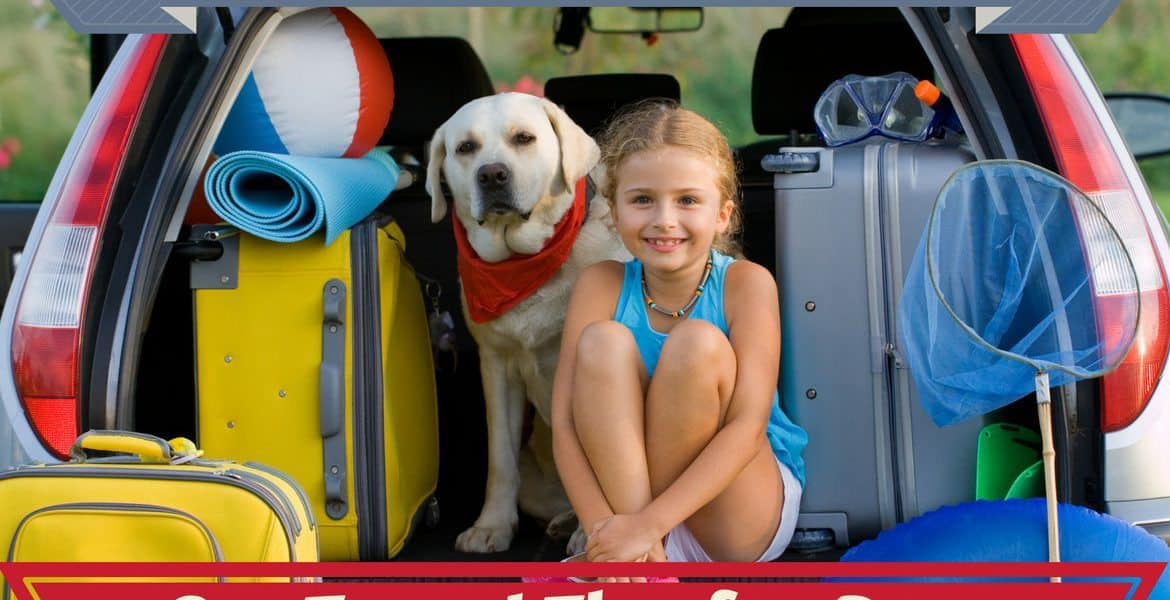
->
<box><xmin>204</xmin><ymin>149</ymin><xmax>400</xmax><ymax>245</ymax></box>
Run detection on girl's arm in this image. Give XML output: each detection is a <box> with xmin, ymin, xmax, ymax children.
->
<box><xmin>636</xmin><ymin>260</ymin><xmax>781</xmax><ymax>538</ymax></box>
<box><xmin>551</xmin><ymin>261</ymin><xmax>625</xmax><ymax>535</ymax></box>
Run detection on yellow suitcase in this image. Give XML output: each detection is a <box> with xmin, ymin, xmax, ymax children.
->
<box><xmin>0</xmin><ymin>430</ymin><xmax>317</xmax><ymax>596</ymax></box>
<box><xmin>192</xmin><ymin>216</ymin><xmax>439</xmax><ymax>561</ymax></box>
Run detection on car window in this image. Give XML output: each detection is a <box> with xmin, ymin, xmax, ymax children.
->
<box><xmin>0</xmin><ymin>0</ymin><xmax>90</xmax><ymax>203</ymax></box>
<box><xmin>350</xmin><ymin>7</ymin><xmax>792</xmax><ymax>147</ymax></box>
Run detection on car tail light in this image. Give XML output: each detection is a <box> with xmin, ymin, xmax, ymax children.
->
<box><xmin>10</xmin><ymin>34</ymin><xmax>167</xmax><ymax>458</ymax></box>
<box><xmin>1013</xmin><ymin>34</ymin><xmax>1170</xmax><ymax>433</ymax></box>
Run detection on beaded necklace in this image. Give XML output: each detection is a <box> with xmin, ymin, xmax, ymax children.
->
<box><xmin>641</xmin><ymin>252</ymin><xmax>715</xmax><ymax>319</ymax></box>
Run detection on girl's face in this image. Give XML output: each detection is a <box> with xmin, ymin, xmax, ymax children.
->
<box><xmin>612</xmin><ymin>145</ymin><xmax>732</xmax><ymax>274</ymax></box>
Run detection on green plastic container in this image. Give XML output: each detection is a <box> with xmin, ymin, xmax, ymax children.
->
<box><xmin>1005</xmin><ymin>459</ymin><xmax>1045</xmax><ymax>499</ymax></box>
<box><xmin>975</xmin><ymin>423</ymin><xmax>1041</xmax><ymax>500</ymax></box>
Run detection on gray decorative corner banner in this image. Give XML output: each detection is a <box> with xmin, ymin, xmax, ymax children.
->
<box><xmin>50</xmin><ymin>0</ymin><xmax>1120</xmax><ymax>35</ymax></box>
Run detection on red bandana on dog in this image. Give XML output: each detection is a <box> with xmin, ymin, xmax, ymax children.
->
<box><xmin>453</xmin><ymin>178</ymin><xmax>589</xmax><ymax>323</ymax></box>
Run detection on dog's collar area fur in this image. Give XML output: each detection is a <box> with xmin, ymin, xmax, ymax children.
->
<box><xmin>453</xmin><ymin>178</ymin><xmax>592</xmax><ymax>323</ymax></box>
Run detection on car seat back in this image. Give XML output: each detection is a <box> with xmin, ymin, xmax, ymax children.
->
<box><xmin>544</xmin><ymin>73</ymin><xmax>681</xmax><ymax>138</ymax></box>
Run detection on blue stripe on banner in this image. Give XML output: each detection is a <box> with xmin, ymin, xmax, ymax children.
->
<box><xmin>51</xmin><ymin>1</ymin><xmax>1120</xmax><ymax>35</ymax></box>
<box><xmin>212</xmin><ymin>74</ymin><xmax>289</xmax><ymax>158</ymax></box>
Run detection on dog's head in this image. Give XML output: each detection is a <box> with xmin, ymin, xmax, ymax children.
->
<box><xmin>425</xmin><ymin>93</ymin><xmax>599</xmax><ymax>226</ymax></box>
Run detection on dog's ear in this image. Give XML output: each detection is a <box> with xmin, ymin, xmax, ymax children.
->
<box><xmin>425</xmin><ymin>124</ymin><xmax>449</xmax><ymax>223</ymax></box>
<box><xmin>541</xmin><ymin>98</ymin><xmax>600</xmax><ymax>195</ymax></box>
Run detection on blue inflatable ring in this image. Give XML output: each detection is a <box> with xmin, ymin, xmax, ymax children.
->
<box><xmin>841</xmin><ymin>499</ymin><xmax>1170</xmax><ymax>599</ymax></box>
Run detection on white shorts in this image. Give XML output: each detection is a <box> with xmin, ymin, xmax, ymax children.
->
<box><xmin>663</xmin><ymin>455</ymin><xmax>802</xmax><ymax>562</ymax></box>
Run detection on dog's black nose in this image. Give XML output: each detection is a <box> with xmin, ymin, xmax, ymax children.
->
<box><xmin>477</xmin><ymin>163</ymin><xmax>511</xmax><ymax>189</ymax></box>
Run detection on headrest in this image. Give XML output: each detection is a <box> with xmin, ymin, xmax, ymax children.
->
<box><xmin>545</xmin><ymin>73</ymin><xmax>682</xmax><ymax>138</ymax></box>
<box><xmin>378</xmin><ymin>37</ymin><xmax>495</xmax><ymax>147</ymax></box>
<box><xmin>751</xmin><ymin>19</ymin><xmax>934</xmax><ymax>136</ymax></box>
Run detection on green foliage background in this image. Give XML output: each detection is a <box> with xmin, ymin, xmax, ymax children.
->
<box><xmin>0</xmin><ymin>0</ymin><xmax>88</xmax><ymax>201</ymax></box>
<box><xmin>0</xmin><ymin>2</ymin><xmax>1167</xmax><ymax>207</ymax></box>
<box><xmin>352</xmin><ymin>7</ymin><xmax>790</xmax><ymax>147</ymax></box>
<box><xmin>1071</xmin><ymin>0</ymin><xmax>1170</xmax><ymax>212</ymax></box>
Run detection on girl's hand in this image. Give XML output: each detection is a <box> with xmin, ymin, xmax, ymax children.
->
<box><xmin>648</xmin><ymin>539</ymin><xmax>667</xmax><ymax>562</ymax></box>
<box><xmin>585</xmin><ymin>514</ymin><xmax>663</xmax><ymax>563</ymax></box>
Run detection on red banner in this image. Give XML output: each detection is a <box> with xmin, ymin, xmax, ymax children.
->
<box><xmin>0</xmin><ymin>562</ymin><xmax>1163</xmax><ymax>600</ymax></box>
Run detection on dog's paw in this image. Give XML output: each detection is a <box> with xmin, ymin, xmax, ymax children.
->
<box><xmin>455</xmin><ymin>525</ymin><xmax>516</xmax><ymax>553</ymax></box>
<box><xmin>545</xmin><ymin>509</ymin><xmax>578</xmax><ymax>540</ymax></box>
<box><xmin>565</xmin><ymin>525</ymin><xmax>588</xmax><ymax>556</ymax></box>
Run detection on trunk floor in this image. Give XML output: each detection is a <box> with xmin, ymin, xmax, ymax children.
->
<box><xmin>395</xmin><ymin>510</ymin><xmax>847</xmax><ymax>564</ymax></box>
<box><xmin>396</xmin><ymin>512</ymin><xmax>574</xmax><ymax>562</ymax></box>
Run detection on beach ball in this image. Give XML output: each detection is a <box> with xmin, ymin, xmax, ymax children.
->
<box><xmin>213</xmin><ymin>8</ymin><xmax>394</xmax><ymax>158</ymax></box>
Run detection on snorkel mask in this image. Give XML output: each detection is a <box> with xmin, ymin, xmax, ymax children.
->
<box><xmin>814</xmin><ymin>72</ymin><xmax>935</xmax><ymax>146</ymax></box>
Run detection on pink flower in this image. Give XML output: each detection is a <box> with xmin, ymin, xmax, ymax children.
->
<box><xmin>495</xmin><ymin>75</ymin><xmax>544</xmax><ymax>97</ymax></box>
<box><xmin>512</xmin><ymin>75</ymin><xmax>544</xmax><ymax>97</ymax></box>
<box><xmin>1</xmin><ymin>138</ymin><xmax>21</xmax><ymax>156</ymax></box>
<box><xmin>0</xmin><ymin>149</ymin><xmax>11</xmax><ymax>171</ymax></box>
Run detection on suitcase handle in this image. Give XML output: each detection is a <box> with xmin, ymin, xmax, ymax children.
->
<box><xmin>320</xmin><ymin>279</ymin><xmax>349</xmax><ymax>519</ymax></box>
<box><xmin>761</xmin><ymin>150</ymin><xmax>821</xmax><ymax>174</ymax></box>
<box><xmin>70</xmin><ymin>430</ymin><xmax>202</xmax><ymax>464</ymax></box>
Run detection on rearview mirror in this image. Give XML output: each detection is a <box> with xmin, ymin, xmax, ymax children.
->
<box><xmin>1104</xmin><ymin>93</ymin><xmax>1170</xmax><ymax>161</ymax></box>
<box><xmin>587</xmin><ymin>7</ymin><xmax>703</xmax><ymax>34</ymax></box>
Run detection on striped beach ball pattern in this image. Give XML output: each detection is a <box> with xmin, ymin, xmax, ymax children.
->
<box><xmin>213</xmin><ymin>8</ymin><xmax>394</xmax><ymax>159</ymax></box>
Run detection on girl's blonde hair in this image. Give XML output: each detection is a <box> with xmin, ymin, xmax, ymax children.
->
<box><xmin>597</xmin><ymin>99</ymin><xmax>742</xmax><ymax>256</ymax></box>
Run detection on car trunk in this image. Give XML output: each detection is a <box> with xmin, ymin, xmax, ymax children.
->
<box><xmin>98</xmin><ymin>6</ymin><xmax>1099</xmax><ymax>561</ymax></box>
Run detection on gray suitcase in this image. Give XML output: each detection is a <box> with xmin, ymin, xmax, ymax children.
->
<box><xmin>766</xmin><ymin>139</ymin><xmax>976</xmax><ymax>548</ymax></box>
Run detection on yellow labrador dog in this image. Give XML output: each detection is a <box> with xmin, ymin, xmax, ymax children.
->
<box><xmin>426</xmin><ymin>92</ymin><xmax>629</xmax><ymax>553</ymax></box>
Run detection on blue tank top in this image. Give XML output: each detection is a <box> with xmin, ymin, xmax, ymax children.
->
<box><xmin>614</xmin><ymin>251</ymin><xmax>808</xmax><ymax>487</ymax></box>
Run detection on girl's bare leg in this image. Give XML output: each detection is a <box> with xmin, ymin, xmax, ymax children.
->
<box><xmin>645</xmin><ymin>320</ymin><xmax>784</xmax><ymax>562</ymax></box>
<box><xmin>571</xmin><ymin>321</ymin><xmax>652</xmax><ymax>519</ymax></box>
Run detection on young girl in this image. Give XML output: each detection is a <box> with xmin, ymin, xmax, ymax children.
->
<box><xmin>550</xmin><ymin>100</ymin><xmax>808</xmax><ymax>565</ymax></box>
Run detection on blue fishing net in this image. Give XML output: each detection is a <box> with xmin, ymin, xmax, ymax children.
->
<box><xmin>899</xmin><ymin>161</ymin><xmax>1140</xmax><ymax>427</ymax></box>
